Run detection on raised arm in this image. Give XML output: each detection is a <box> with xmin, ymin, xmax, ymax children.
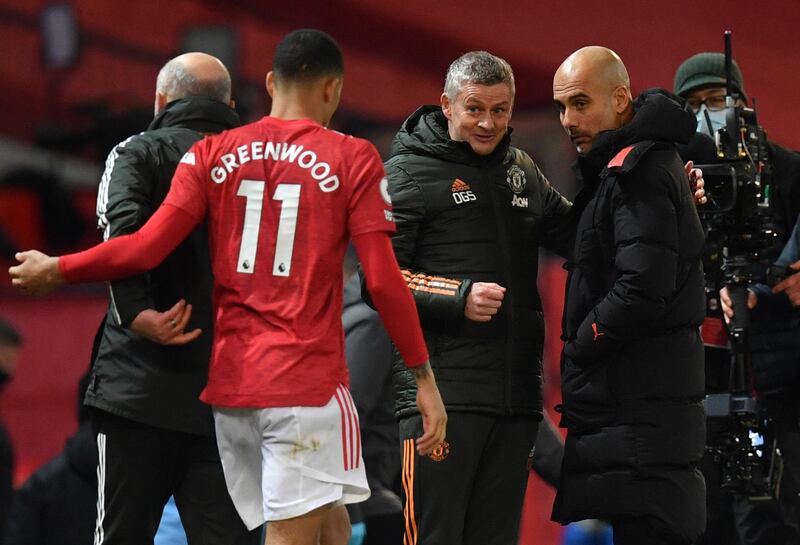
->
<box><xmin>10</xmin><ymin>203</ymin><xmax>198</xmax><ymax>296</ymax></box>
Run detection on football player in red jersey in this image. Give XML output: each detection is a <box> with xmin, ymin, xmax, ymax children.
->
<box><xmin>11</xmin><ymin>29</ymin><xmax>446</xmax><ymax>545</ymax></box>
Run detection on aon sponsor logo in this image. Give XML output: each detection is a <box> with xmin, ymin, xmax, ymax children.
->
<box><xmin>511</xmin><ymin>195</ymin><xmax>528</xmax><ymax>208</ymax></box>
<box><xmin>452</xmin><ymin>190</ymin><xmax>476</xmax><ymax>204</ymax></box>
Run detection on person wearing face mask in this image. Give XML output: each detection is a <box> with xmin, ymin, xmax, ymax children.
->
<box><xmin>675</xmin><ymin>52</ymin><xmax>800</xmax><ymax>545</ymax></box>
<box><xmin>674</xmin><ymin>52</ymin><xmax>800</xmax><ymax>234</ymax></box>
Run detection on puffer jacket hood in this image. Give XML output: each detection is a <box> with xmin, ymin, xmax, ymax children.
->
<box><xmin>149</xmin><ymin>96</ymin><xmax>240</xmax><ymax>134</ymax></box>
<box><xmin>581</xmin><ymin>89</ymin><xmax>695</xmax><ymax>174</ymax></box>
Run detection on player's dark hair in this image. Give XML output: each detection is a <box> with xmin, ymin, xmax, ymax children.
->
<box><xmin>273</xmin><ymin>29</ymin><xmax>343</xmax><ymax>83</ymax></box>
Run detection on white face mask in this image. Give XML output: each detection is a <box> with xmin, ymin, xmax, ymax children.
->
<box><xmin>695</xmin><ymin>105</ymin><xmax>727</xmax><ymax>137</ymax></box>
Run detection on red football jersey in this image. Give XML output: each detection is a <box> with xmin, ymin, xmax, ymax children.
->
<box><xmin>163</xmin><ymin>117</ymin><xmax>395</xmax><ymax>408</ymax></box>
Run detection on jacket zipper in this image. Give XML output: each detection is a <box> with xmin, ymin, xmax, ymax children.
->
<box><xmin>481</xmin><ymin>163</ymin><xmax>515</xmax><ymax>414</ymax></box>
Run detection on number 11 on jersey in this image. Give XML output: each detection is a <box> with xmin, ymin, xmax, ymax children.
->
<box><xmin>236</xmin><ymin>180</ymin><xmax>301</xmax><ymax>277</ymax></box>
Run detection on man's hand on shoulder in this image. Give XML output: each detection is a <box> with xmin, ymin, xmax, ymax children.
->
<box><xmin>465</xmin><ymin>282</ymin><xmax>506</xmax><ymax>322</ymax></box>
<box><xmin>685</xmin><ymin>161</ymin><xmax>707</xmax><ymax>205</ymax></box>
<box><xmin>9</xmin><ymin>250</ymin><xmax>63</xmax><ymax>296</ymax></box>
<box><xmin>130</xmin><ymin>299</ymin><xmax>202</xmax><ymax>346</ymax></box>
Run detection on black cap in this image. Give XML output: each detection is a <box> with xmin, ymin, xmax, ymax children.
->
<box><xmin>673</xmin><ymin>52</ymin><xmax>747</xmax><ymax>101</ymax></box>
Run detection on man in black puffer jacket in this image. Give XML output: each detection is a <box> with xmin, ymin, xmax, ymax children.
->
<box><xmin>551</xmin><ymin>47</ymin><xmax>706</xmax><ymax>545</ymax></box>
<box><xmin>377</xmin><ymin>51</ymin><xmax>573</xmax><ymax>545</ymax></box>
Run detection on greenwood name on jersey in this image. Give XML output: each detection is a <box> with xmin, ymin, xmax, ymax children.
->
<box><xmin>164</xmin><ymin>117</ymin><xmax>395</xmax><ymax>408</ymax></box>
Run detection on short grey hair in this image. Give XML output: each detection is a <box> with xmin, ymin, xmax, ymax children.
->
<box><xmin>444</xmin><ymin>51</ymin><xmax>515</xmax><ymax>100</ymax></box>
<box><xmin>156</xmin><ymin>58</ymin><xmax>231</xmax><ymax>103</ymax></box>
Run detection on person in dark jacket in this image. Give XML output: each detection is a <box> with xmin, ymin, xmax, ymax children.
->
<box><xmin>84</xmin><ymin>52</ymin><xmax>257</xmax><ymax>545</ymax></box>
<box><xmin>4</xmin><ymin>422</ymin><xmax>96</xmax><ymax>545</ymax></box>
<box><xmin>720</xmin><ymin>218</ymin><xmax>800</xmax><ymax>545</ymax></box>
<box><xmin>376</xmin><ymin>50</ymin><xmax>574</xmax><ymax>545</ymax></box>
<box><xmin>3</xmin><ymin>373</ymin><xmax>96</xmax><ymax>545</ymax></box>
<box><xmin>674</xmin><ymin>53</ymin><xmax>800</xmax><ymax>235</ymax></box>
<box><xmin>675</xmin><ymin>52</ymin><xmax>800</xmax><ymax>545</ymax></box>
<box><xmin>0</xmin><ymin>318</ymin><xmax>21</xmax><ymax>538</ymax></box>
<box><xmin>551</xmin><ymin>47</ymin><xmax>706</xmax><ymax>545</ymax></box>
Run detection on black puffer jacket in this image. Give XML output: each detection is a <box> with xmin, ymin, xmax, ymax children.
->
<box><xmin>384</xmin><ymin>106</ymin><xmax>572</xmax><ymax>418</ymax></box>
<box><xmin>551</xmin><ymin>91</ymin><xmax>707</xmax><ymax>542</ymax></box>
<box><xmin>87</xmin><ymin>97</ymin><xmax>240</xmax><ymax>436</ymax></box>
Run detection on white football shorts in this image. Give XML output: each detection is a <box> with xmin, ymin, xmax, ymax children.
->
<box><xmin>213</xmin><ymin>384</ymin><xmax>370</xmax><ymax>529</ymax></box>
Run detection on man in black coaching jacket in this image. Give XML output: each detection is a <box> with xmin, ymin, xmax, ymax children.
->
<box><xmin>86</xmin><ymin>52</ymin><xmax>257</xmax><ymax>545</ymax></box>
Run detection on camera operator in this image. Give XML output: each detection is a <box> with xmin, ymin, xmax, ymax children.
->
<box><xmin>675</xmin><ymin>52</ymin><xmax>800</xmax><ymax>545</ymax></box>
<box><xmin>675</xmin><ymin>53</ymin><xmax>800</xmax><ymax>230</ymax></box>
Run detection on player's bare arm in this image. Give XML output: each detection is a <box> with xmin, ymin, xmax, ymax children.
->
<box><xmin>412</xmin><ymin>361</ymin><xmax>447</xmax><ymax>456</ymax></box>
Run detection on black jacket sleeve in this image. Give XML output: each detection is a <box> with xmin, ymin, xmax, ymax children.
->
<box><xmin>96</xmin><ymin>136</ymin><xmax>157</xmax><ymax>327</ymax></box>
<box><xmin>565</xmin><ymin>164</ymin><xmax>681</xmax><ymax>365</ymax></box>
<box><xmin>530</xmin><ymin>415</ymin><xmax>564</xmax><ymax>488</ymax></box>
<box><xmin>533</xmin><ymin>164</ymin><xmax>574</xmax><ymax>259</ymax></box>
<box><xmin>382</xmin><ymin>161</ymin><xmax>472</xmax><ymax>323</ymax></box>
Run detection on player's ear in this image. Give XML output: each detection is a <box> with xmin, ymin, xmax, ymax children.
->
<box><xmin>266</xmin><ymin>71</ymin><xmax>275</xmax><ymax>98</ymax></box>
<box><xmin>323</xmin><ymin>76</ymin><xmax>342</xmax><ymax>106</ymax></box>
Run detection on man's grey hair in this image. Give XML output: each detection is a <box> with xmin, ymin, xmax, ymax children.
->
<box><xmin>156</xmin><ymin>57</ymin><xmax>231</xmax><ymax>103</ymax></box>
<box><xmin>444</xmin><ymin>51</ymin><xmax>515</xmax><ymax>100</ymax></box>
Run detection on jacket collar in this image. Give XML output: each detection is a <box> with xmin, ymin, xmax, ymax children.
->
<box><xmin>390</xmin><ymin>105</ymin><xmax>512</xmax><ymax>166</ymax></box>
<box><xmin>148</xmin><ymin>96</ymin><xmax>241</xmax><ymax>133</ymax></box>
<box><xmin>578</xmin><ymin>89</ymin><xmax>695</xmax><ymax>178</ymax></box>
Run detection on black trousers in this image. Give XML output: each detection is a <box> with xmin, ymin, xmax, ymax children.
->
<box><xmin>92</xmin><ymin>410</ymin><xmax>260</xmax><ymax>545</ymax></box>
<box><xmin>612</xmin><ymin>518</ymin><xmax>690</xmax><ymax>545</ymax></box>
<box><xmin>399</xmin><ymin>412</ymin><xmax>538</xmax><ymax>545</ymax></box>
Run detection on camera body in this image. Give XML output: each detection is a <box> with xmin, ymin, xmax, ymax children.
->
<box><xmin>703</xmin><ymin>391</ymin><xmax>783</xmax><ymax>500</ymax></box>
<box><xmin>693</xmin><ymin>78</ymin><xmax>785</xmax><ymax>502</ymax></box>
